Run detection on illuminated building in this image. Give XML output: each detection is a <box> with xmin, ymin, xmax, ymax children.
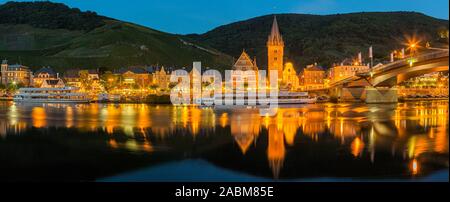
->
<box><xmin>113</xmin><ymin>66</ymin><xmax>153</xmax><ymax>89</ymax></box>
<box><xmin>64</xmin><ymin>70</ymin><xmax>82</xmax><ymax>88</ymax></box>
<box><xmin>40</xmin><ymin>78</ymin><xmax>65</xmax><ymax>88</ymax></box>
<box><xmin>80</xmin><ymin>69</ymin><xmax>104</xmax><ymax>93</ymax></box>
<box><xmin>64</xmin><ymin>69</ymin><xmax>105</xmax><ymax>95</ymax></box>
<box><xmin>0</xmin><ymin>60</ymin><xmax>33</xmax><ymax>86</ymax></box>
<box><xmin>234</xmin><ymin>50</ymin><xmax>259</xmax><ymax>72</ymax></box>
<box><xmin>152</xmin><ymin>66</ymin><xmax>171</xmax><ymax>90</ymax></box>
<box><xmin>402</xmin><ymin>73</ymin><xmax>441</xmax><ymax>88</ymax></box>
<box><xmin>300</xmin><ymin>64</ymin><xmax>326</xmax><ymax>90</ymax></box>
<box><xmin>329</xmin><ymin>62</ymin><xmax>369</xmax><ymax>83</ymax></box>
<box><xmin>33</xmin><ymin>67</ymin><xmax>57</xmax><ymax>87</ymax></box>
<box><xmin>231</xmin><ymin>50</ymin><xmax>259</xmax><ymax>90</ymax></box>
<box><xmin>399</xmin><ymin>73</ymin><xmax>449</xmax><ymax>97</ymax></box>
<box><xmin>282</xmin><ymin>62</ymin><xmax>299</xmax><ymax>90</ymax></box>
<box><xmin>267</xmin><ymin>16</ymin><xmax>284</xmax><ymax>83</ymax></box>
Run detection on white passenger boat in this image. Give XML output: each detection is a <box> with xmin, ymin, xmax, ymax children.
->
<box><xmin>194</xmin><ymin>91</ymin><xmax>317</xmax><ymax>106</ymax></box>
<box><xmin>277</xmin><ymin>92</ymin><xmax>317</xmax><ymax>104</ymax></box>
<box><xmin>13</xmin><ymin>87</ymin><xmax>91</xmax><ymax>103</ymax></box>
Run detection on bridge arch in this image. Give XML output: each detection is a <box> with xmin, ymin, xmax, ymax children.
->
<box><xmin>371</xmin><ymin>51</ymin><xmax>449</xmax><ymax>87</ymax></box>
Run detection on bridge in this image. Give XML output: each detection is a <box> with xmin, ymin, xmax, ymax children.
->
<box><xmin>328</xmin><ymin>49</ymin><xmax>449</xmax><ymax>103</ymax></box>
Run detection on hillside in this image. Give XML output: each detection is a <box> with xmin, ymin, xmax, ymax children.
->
<box><xmin>188</xmin><ymin>12</ymin><xmax>449</xmax><ymax>70</ymax></box>
<box><xmin>1</xmin><ymin>2</ymin><xmax>448</xmax><ymax>72</ymax></box>
<box><xmin>0</xmin><ymin>1</ymin><xmax>233</xmax><ymax>72</ymax></box>
<box><xmin>0</xmin><ymin>1</ymin><xmax>106</xmax><ymax>31</ymax></box>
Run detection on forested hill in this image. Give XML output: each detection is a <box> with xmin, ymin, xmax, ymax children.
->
<box><xmin>0</xmin><ymin>1</ymin><xmax>448</xmax><ymax>72</ymax></box>
<box><xmin>188</xmin><ymin>12</ymin><xmax>449</xmax><ymax>70</ymax></box>
<box><xmin>0</xmin><ymin>1</ymin><xmax>233</xmax><ymax>72</ymax></box>
<box><xmin>0</xmin><ymin>1</ymin><xmax>107</xmax><ymax>31</ymax></box>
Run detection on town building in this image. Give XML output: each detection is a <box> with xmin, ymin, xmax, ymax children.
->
<box><xmin>33</xmin><ymin>67</ymin><xmax>57</xmax><ymax>87</ymax></box>
<box><xmin>85</xmin><ymin>69</ymin><xmax>100</xmax><ymax>81</ymax></box>
<box><xmin>0</xmin><ymin>60</ymin><xmax>33</xmax><ymax>86</ymax></box>
<box><xmin>233</xmin><ymin>50</ymin><xmax>259</xmax><ymax>72</ymax></box>
<box><xmin>329</xmin><ymin>63</ymin><xmax>370</xmax><ymax>83</ymax></box>
<box><xmin>40</xmin><ymin>78</ymin><xmax>65</xmax><ymax>88</ymax></box>
<box><xmin>300</xmin><ymin>64</ymin><xmax>326</xmax><ymax>90</ymax></box>
<box><xmin>282</xmin><ymin>62</ymin><xmax>299</xmax><ymax>90</ymax></box>
<box><xmin>152</xmin><ymin>66</ymin><xmax>171</xmax><ymax>90</ymax></box>
<box><xmin>113</xmin><ymin>67</ymin><xmax>153</xmax><ymax>88</ymax></box>
<box><xmin>64</xmin><ymin>70</ymin><xmax>82</xmax><ymax>88</ymax></box>
<box><xmin>231</xmin><ymin>50</ymin><xmax>259</xmax><ymax>90</ymax></box>
<box><xmin>64</xmin><ymin>69</ymin><xmax>104</xmax><ymax>94</ymax></box>
<box><xmin>80</xmin><ymin>69</ymin><xmax>104</xmax><ymax>93</ymax></box>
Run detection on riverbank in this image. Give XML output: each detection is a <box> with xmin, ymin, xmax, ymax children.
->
<box><xmin>0</xmin><ymin>94</ymin><xmax>174</xmax><ymax>104</ymax></box>
<box><xmin>0</xmin><ymin>97</ymin><xmax>12</xmax><ymax>101</ymax></box>
<box><xmin>399</xmin><ymin>97</ymin><xmax>449</xmax><ymax>102</ymax></box>
<box><xmin>2</xmin><ymin>95</ymin><xmax>448</xmax><ymax>104</ymax></box>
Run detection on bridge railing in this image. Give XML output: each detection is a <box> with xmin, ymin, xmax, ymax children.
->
<box><xmin>372</xmin><ymin>50</ymin><xmax>449</xmax><ymax>74</ymax></box>
<box><xmin>328</xmin><ymin>49</ymin><xmax>448</xmax><ymax>88</ymax></box>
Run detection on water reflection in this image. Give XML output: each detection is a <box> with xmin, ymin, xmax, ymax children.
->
<box><xmin>0</xmin><ymin>101</ymin><xmax>448</xmax><ymax>180</ymax></box>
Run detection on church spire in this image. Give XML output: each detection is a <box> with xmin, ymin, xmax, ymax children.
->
<box><xmin>267</xmin><ymin>16</ymin><xmax>284</xmax><ymax>46</ymax></box>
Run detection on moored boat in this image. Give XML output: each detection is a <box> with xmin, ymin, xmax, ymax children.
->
<box><xmin>13</xmin><ymin>87</ymin><xmax>91</xmax><ymax>103</ymax></box>
<box><xmin>194</xmin><ymin>91</ymin><xmax>317</xmax><ymax>106</ymax></box>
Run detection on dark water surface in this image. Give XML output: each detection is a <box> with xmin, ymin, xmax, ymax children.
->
<box><xmin>0</xmin><ymin>101</ymin><xmax>448</xmax><ymax>181</ymax></box>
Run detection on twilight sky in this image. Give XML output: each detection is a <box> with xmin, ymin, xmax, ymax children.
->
<box><xmin>1</xmin><ymin>0</ymin><xmax>449</xmax><ymax>34</ymax></box>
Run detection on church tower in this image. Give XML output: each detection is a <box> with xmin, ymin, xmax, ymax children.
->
<box><xmin>267</xmin><ymin>16</ymin><xmax>284</xmax><ymax>83</ymax></box>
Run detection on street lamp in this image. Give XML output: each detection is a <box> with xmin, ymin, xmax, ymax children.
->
<box><xmin>409</xmin><ymin>42</ymin><xmax>418</xmax><ymax>56</ymax></box>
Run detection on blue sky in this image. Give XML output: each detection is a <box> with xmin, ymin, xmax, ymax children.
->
<box><xmin>1</xmin><ymin>0</ymin><xmax>449</xmax><ymax>34</ymax></box>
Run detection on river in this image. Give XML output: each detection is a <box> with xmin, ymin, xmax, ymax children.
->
<box><xmin>0</xmin><ymin>101</ymin><xmax>448</xmax><ymax>181</ymax></box>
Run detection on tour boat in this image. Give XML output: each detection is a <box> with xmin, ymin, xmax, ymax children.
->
<box><xmin>194</xmin><ymin>91</ymin><xmax>317</xmax><ymax>106</ymax></box>
<box><xmin>13</xmin><ymin>87</ymin><xmax>91</xmax><ymax>103</ymax></box>
<box><xmin>277</xmin><ymin>92</ymin><xmax>317</xmax><ymax>104</ymax></box>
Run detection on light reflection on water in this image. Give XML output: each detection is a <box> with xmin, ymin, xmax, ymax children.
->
<box><xmin>0</xmin><ymin>101</ymin><xmax>448</xmax><ymax>181</ymax></box>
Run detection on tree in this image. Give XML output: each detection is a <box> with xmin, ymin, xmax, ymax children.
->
<box><xmin>0</xmin><ymin>83</ymin><xmax>6</xmax><ymax>95</ymax></box>
<box><xmin>100</xmin><ymin>71</ymin><xmax>118</xmax><ymax>92</ymax></box>
<box><xmin>6</xmin><ymin>82</ymin><xmax>24</xmax><ymax>93</ymax></box>
<box><xmin>79</xmin><ymin>70</ymin><xmax>93</xmax><ymax>92</ymax></box>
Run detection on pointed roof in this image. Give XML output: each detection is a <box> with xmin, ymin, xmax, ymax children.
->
<box><xmin>270</xmin><ymin>16</ymin><xmax>281</xmax><ymax>38</ymax></box>
<box><xmin>233</xmin><ymin>50</ymin><xmax>258</xmax><ymax>71</ymax></box>
<box><xmin>267</xmin><ymin>16</ymin><xmax>284</xmax><ymax>46</ymax></box>
<box><xmin>35</xmin><ymin>66</ymin><xmax>56</xmax><ymax>76</ymax></box>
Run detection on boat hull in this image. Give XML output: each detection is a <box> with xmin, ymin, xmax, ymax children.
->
<box><xmin>13</xmin><ymin>98</ymin><xmax>91</xmax><ymax>103</ymax></box>
<box><xmin>195</xmin><ymin>98</ymin><xmax>317</xmax><ymax>106</ymax></box>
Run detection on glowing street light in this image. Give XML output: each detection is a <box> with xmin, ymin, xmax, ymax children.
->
<box><xmin>408</xmin><ymin>42</ymin><xmax>418</xmax><ymax>56</ymax></box>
